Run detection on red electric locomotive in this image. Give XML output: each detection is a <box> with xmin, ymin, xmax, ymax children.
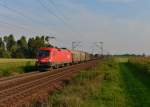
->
<box><xmin>36</xmin><ymin>47</ymin><xmax>72</xmax><ymax>70</ymax></box>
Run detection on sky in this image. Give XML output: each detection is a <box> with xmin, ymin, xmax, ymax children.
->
<box><xmin>0</xmin><ymin>0</ymin><xmax>150</xmax><ymax>54</ymax></box>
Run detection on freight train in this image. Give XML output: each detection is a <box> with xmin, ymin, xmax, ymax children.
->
<box><xmin>36</xmin><ymin>47</ymin><xmax>95</xmax><ymax>71</ymax></box>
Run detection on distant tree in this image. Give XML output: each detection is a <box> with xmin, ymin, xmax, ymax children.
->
<box><xmin>3</xmin><ymin>34</ymin><xmax>18</xmax><ymax>58</ymax></box>
<box><xmin>10</xmin><ymin>44</ymin><xmax>18</xmax><ymax>58</ymax></box>
<box><xmin>0</xmin><ymin>37</ymin><xmax>11</xmax><ymax>58</ymax></box>
<box><xmin>0</xmin><ymin>37</ymin><xmax>5</xmax><ymax>49</ymax></box>
<box><xmin>28</xmin><ymin>36</ymin><xmax>48</xmax><ymax>58</ymax></box>
<box><xmin>4</xmin><ymin>34</ymin><xmax>16</xmax><ymax>51</ymax></box>
<box><xmin>0</xmin><ymin>49</ymin><xmax>11</xmax><ymax>58</ymax></box>
<box><xmin>0</xmin><ymin>35</ymin><xmax>49</xmax><ymax>58</ymax></box>
<box><xmin>16</xmin><ymin>36</ymin><xmax>28</xmax><ymax>58</ymax></box>
<box><xmin>17</xmin><ymin>36</ymin><xmax>28</xmax><ymax>48</ymax></box>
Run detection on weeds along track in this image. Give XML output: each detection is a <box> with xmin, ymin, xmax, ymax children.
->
<box><xmin>0</xmin><ymin>60</ymin><xmax>98</xmax><ymax>107</ymax></box>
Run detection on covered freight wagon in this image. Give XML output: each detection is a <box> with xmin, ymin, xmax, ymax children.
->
<box><xmin>85</xmin><ymin>52</ymin><xmax>91</xmax><ymax>61</ymax></box>
<box><xmin>70</xmin><ymin>50</ymin><xmax>81</xmax><ymax>63</ymax></box>
<box><xmin>79</xmin><ymin>51</ymin><xmax>86</xmax><ymax>62</ymax></box>
<box><xmin>71</xmin><ymin>50</ymin><xmax>92</xmax><ymax>63</ymax></box>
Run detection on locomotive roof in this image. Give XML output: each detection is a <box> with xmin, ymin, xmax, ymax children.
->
<box><xmin>39</xmin><ymin>47</ymin><xmax>88</xmax><ymax>54</ymax></box>
<box><xmin>39</xmin><ymin>47</ymin><xmax>70</xmax><ymax>51</ymax></box>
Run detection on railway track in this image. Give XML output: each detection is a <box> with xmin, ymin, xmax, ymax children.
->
<box><xmin>0</xmin><ymin>60</ymin><xmax>99</xmax><ymax>107</ymax></box>
<box><xmin>0</xmin><ymin>72</ymin><xmax>37</xmax><ymax>82</ymax></box>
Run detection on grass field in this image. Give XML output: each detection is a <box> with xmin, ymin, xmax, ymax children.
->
<box><xmin>31</xmin><ymin>57</ymin><xmax>150</xmax><ymax>107</ymax></box>
<box><xmin>0</xmin><ymin>58</ymin><xmax>36</xmax><ymax>77</ymax></box>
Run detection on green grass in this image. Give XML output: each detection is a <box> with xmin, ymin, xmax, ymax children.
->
<box><xmin>0</xmin><ymin>59</ymin><xmax>36</xmax><ymax>77</ymax></box>
<box><xmin>31</xmin><ymin>57</ymin><xmax>150</xmax><ymax>107</ymax></box>
<box><xmin>0</xmin><ymin>58</ymin><xmax>35</xmax><ymax>63</ymax></box>
<box><xmin>31</xmin><ymin>58</ymin><xmax>121</xmax><ymax>107</ymax></box>
<box><xmin>119</xmin><ymin>63</ymin><xmax>150</xmax><ymax>107</ymax></box>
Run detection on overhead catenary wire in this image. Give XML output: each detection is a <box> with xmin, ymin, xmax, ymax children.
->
<box><xmin>0</xmin><ymin>19</ymin><xmax>36</xmax><ymax>33</ymax></box>
<box><xmin>0</xmin><ymin>0</ymin><xmax>84</xmax><ymax>40</ymax></box>
<box><xmin>0</xmin><ymin>23</ymin><xmax>28</xmax><ymax>34</ymax></box>
<box><xmin>37</xmin><ymin>0</ymin><xmax>67</xmax><ymax>25</ymax></box>
<box><xmin>0</xmin><ymin>3</ymin><xmax>36</xmax><ymax>23</ymax></box>
<box><xmin>0</xmin><ymin>3</ymin><xmax>35</xmax><ymax>34</ymax></box>
<box><xmin>47</xmin><ymin>0</ymin><xmax>67</xmax><ymax>20</ymax></box>
<box><xmin>0</xmin><ymin>1</ymin><xmax>50</xmax><ymax>31</ymax></box>
<box><xmin>37</xmin><ymin>0</ymin><xmax>84</xmax><ymax>38</ymax></box>
<box><xmin>0</xmin><ymin>2</ymin><xmax>48</xmax><ymax>35</ymax></box>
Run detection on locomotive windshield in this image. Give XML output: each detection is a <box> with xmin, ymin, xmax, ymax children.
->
<box><xmin>38</xmin><ymin>50</ymin><xmax>50</xmax><ymax>58</ymax></box>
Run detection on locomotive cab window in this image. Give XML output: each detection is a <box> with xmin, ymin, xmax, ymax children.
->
<box><xmin>38</xmin><ymin>50</ymin><xmax>50</xmax><ymax>58</ymax></box>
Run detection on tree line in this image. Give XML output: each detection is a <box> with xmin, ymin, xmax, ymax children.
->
<box><xmin>0</xmin><ymin>34</ymin><xmax>51</xmax><ymax>58</ymax></box>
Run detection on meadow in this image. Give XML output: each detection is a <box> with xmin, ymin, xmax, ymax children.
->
<box><xmin>31</xmin><ymin>57</ymin><xmax>150</xmax><ymax>107</ymax></box>
<box><xmin>0</xmin><ymin>59</ymin><xmax>36</xmax><ymax>77</ymax></box>
<box><xmin>0</xmin><ymin>57</ymin><xmax>150</xmax><ymax>107</ymax></box>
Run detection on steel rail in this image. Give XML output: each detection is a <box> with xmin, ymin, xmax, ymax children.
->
<box><xmin>0</xmin><ymin>60</ymin><xmax>99</xmax><ymax>107</ymax></box>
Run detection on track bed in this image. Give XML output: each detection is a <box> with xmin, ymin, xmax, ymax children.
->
<box><xmin>0</xmin><ymin>60</ymin><xmax>98</xmax><ymax>107</ymax></box>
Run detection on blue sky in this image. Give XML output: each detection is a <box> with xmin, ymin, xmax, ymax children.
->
<box><xmin>0</xmin><ymin>0</ymin><xmax>150</xmax><ymax>54</ymax></box>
